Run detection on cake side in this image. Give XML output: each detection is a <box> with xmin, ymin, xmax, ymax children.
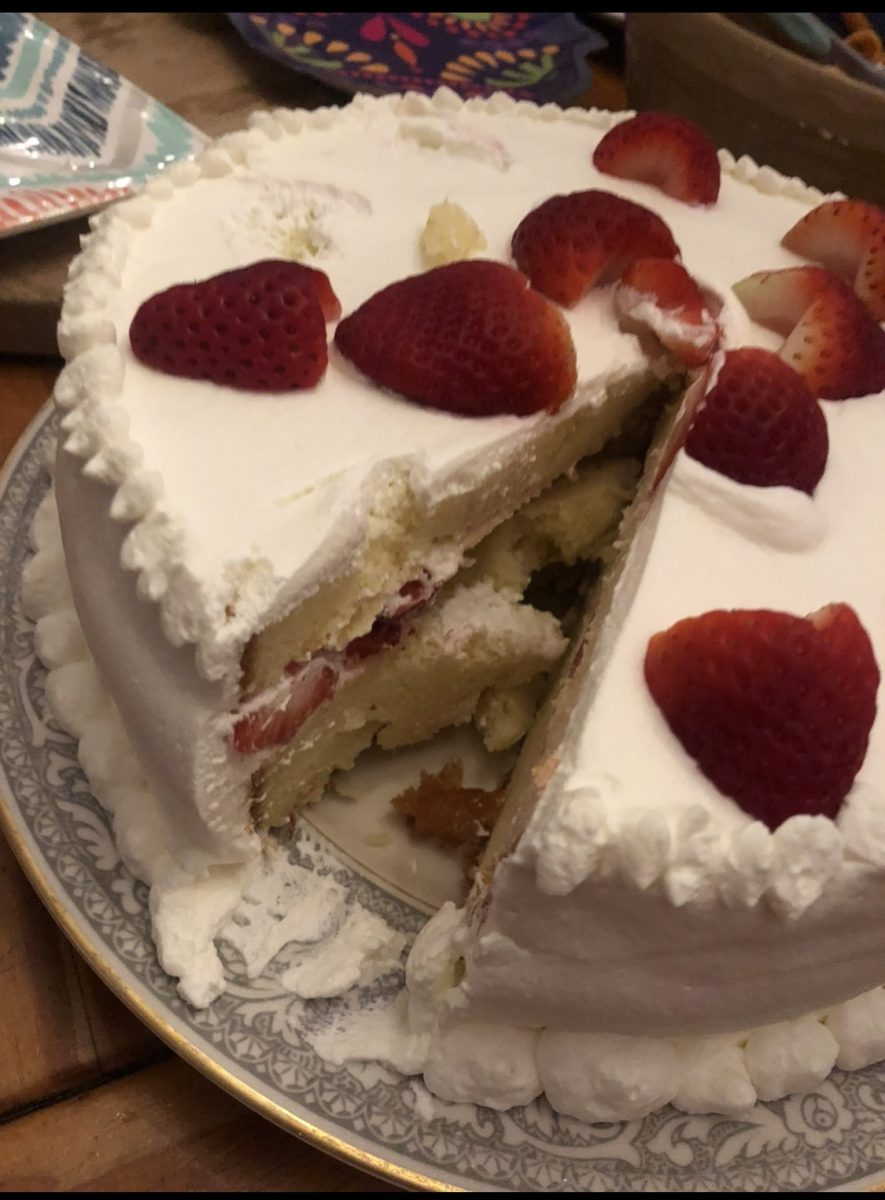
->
<box><xmin>27</xmin><ymin>467</ymin><xmax>885</xmax><ymax>1115</ymax></box>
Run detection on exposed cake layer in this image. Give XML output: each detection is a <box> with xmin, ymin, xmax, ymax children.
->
<box><xmin>415</xmin><ymin>377</ymin><xmax>885</xmax><ymax>1039</ymax></box>
<box><xmin>253</xmin><ymin>453</ymin><xmax>639</xmax><ymax>821</ymax></box>
<box><xmin>259</xmin><ymin>581</ymin><xmax>565</xmax><ymax>826</ymax></box>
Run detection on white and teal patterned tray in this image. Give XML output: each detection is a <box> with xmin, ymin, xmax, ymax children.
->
<box><xmin>0</xmin><ymin>13</ymin><xmax>205</xmax><ymax>236</ymax></box>
<box><xmin>5</xmin><ymin>405</ymin><xmax>885</xmax><ymax>1191</ymax></box>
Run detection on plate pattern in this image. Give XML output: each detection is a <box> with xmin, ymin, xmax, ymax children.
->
<box><xmin>226</xmin><ymin>12</ymin><xmax>606</xmax><ymax>104</ymax></box>
<box><xmin>0</xmin><ymin>13</ymin><xmax>205</xmax><ymax>236</ymax></box>
<box><xmin>4</xmin><ymin>408</ymin><xmax>885</xmax><ymax>1191</ymax></box>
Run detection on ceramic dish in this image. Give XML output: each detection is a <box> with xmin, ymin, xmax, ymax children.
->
<box><xmin>5</xmin><ymin>406</ymin><xmax>885</xmax><ymax>1192</ymax></box>
<box><xmin>0</xmin><ymin>13</ymin><xmax>205</xmax><ymax>237</ymax></box>
<box><xmin>226</xmin><ymin>12</ymin><xmax>605</xmax><ymax>104</ymax></box>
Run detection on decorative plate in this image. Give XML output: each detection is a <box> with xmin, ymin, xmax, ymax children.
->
<box><xmin>6</xmin><ymin>406</ymin><xmax>885</xmax><ymax>1192</ymax></box>
<box><xmin>0</xmin><ymin>13</ymin><xmax>206</xmax><ymax>237</ymax></box>
<box><xmin>226</xmin><ymin>12</ymin><xmax>606</xmax><ymax>104</ymax></box>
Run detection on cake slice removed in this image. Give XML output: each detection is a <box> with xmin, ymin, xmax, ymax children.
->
<box><xmin>407</xmin><ymin>341</ymin><xmax>885</xmax><ymax>1109</ymax></box>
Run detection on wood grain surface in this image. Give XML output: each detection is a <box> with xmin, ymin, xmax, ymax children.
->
<box><xmin>0</xmin><ymin>13</ymin><xmax>624</xmax><ymax>1190</ymax></box>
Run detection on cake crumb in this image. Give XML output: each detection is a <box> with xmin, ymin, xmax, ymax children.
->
<box><xmin>363</xmin><ymin>830</ymin><xmax>393</xmax><ymax>848</ymax></box>
<box><xmin>391</xmin><ymin>760</ymin><xmax>506</xmax><ymax>876</ymax></box>
<box><xmin>420</xmin><ymin>201</ymin><xmax>487</xmax><ymax>267</ymax></box>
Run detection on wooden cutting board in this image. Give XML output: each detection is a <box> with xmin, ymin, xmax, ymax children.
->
<box><xmin>0</xmin><ymin>12</ymin><xmax>342</xmax><ymax>358</ymax></box>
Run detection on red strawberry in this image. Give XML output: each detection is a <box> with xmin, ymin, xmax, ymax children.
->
<box><xmin>782</xmin><ymin>198</ymin><xmax>885</xmax><ymax>321</ymax></box>
<box><xmin>614</xmin><ymin>258</ymin><xmax>719</xmax><ymax>366</ymax></box>
<box><xmin>782</xmin><ymin>288</ymin><xmax>885</xmax><ymax>400</ymax></box>
<box><xmin>345</xmin><ymin>576</ymin><xmax>436</xmax><ymax>661</ymax></box>
<box><xmin>593</xmin><ymin>112</ymin><xmax>720</xmax><ymax>206</ymax></box>
<box><xmin>734</xmin><ymin>266</ymin><xmax>885</xmax><ymax>399</ymax></box>
<box><xmin>130</xmin><ymin>260</ymin><xmax>340</xmax><ymax>392</ymax></box>
<box><xmin>645</xmin><ymin>604</ymin><xmax>879</xmax><ymax>829</ymax></box>
<box><xmin>732</xmin><ymin>265</ymin><xmax>842</xmax><ymax>335</ymax></box>
<box><xmin>233</xmin><ymin>661</ymin><xmax>337</xmax><ymax>754</ymax></box>
<box><xmin>651</xmin><ymin>363</ymin><xmax>712</xmax><ymax>490</ymax></box>
<box><xmin>685</xmin><ymin>348</ymin><xmax>828</xmax><ymax>493</ymax></box>
<box><xmin>511</xmin><ymin>190</ymin><xmax>680</xmax><ymax>308</ymax></box>
<box><xmin>334</xmin><ymin>260</ymin><xmax>576</xmax><ymax>417</ymax></box>
<box><xmin>294</xmin><ymin>262</ymin><xmax>343</xmax><ymax>323</ymax></box>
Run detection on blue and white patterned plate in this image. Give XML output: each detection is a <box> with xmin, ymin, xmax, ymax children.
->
<box><xmin>6</xmin><ymin>405</ymin><xmax>885</xmax><ymax>1191</ymax></box>
<box><xmin>0</xmin><ymin>13</ymin><xmax>205</xmax><ymax>237</ymax></box>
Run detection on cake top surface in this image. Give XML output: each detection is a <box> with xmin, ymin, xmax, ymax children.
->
<box><xmin>56</xmin><ymin>89</ymin><xmax>830</xmax><ymax>681</ymax></box>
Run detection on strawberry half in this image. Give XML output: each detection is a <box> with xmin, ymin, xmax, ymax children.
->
<box><xmin>734</xmin><ymin>266</ymin><xmax>885</xmax><ymax>399</ymax></box>
<box><xmin>511</xmin><ymin>190</ymin><xmax>680</xmax><ymax>308</ymax></box>
<box><xmin>685</xmin><ymin>348</ymin><xmax>828</xmax><ymax>493</ymax></box>
<box><xmin>782</xmin><ymin>198</ymin><xmax>885</xmax><ymax>322</ymax></box>
<box><xmin>645</xmin><ymin>604</ymin><xmax>879</xmax><ymax>829</ymax></box>
<box><xmin>334</xmin><ymin>260</ymin><xmax>576</xmax><ymax>417</ymax></box>
<box><xmin>614</xmin><ymin>258</ymin><xmax>719</xmax><ymax>366</ymax></box>
<box><xmin>130</xmin><ymin>260</ymin><xmax>340</xmax><ymax>392</ymax></box>
<box><xmin>233</xmin><ymin>661</ymin><xmax>337</xmax><ymax>755</ymax></box>
<box><xmin>593</xmin><ymin>111</ymin><xmax>720</xmax><ymax>206</ymax></box>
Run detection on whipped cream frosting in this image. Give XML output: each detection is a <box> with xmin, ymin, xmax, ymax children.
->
<box><xmin>55</xmin><ymin>89</ymin><xmax>827</xmax><ymax>683</ymax></box>
<box><xmin>35</xmin><ymin>87</ymin><xmax>885</xmax><ymax>1122</ymax></box>
<box><xmin>432</xmin><ymin>386</ymin><xmax>885</xmax><ymax>1036</ymax></box>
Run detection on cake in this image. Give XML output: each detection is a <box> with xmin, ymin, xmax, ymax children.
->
<box><xmin>23</xmin><ymin>88</ymin><xmax>885</xmax><ymax>1123</ymax></box>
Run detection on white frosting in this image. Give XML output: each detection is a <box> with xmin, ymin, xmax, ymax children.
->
<box><xmin>744</xmin><ymin>1017</ymin><xmax>838</xmax><ymax>1101</ymax></box>
<box><xmin>55</xmin><ymin>90</ymin><xmax>826</xmax><ymax>685</ymax></box>
<box><xmin>279</xmin><ymin>908</ymin><xmax>405</xmax><ymax>1000</ymax></box>
<box><xmin>826</xmin><ymin>988</ymin><xmax>885</xmax><ymax>1070</ymax></box>
<box><xmin>423</xmin><ymin>1023</ymin><xmax>542</xmax><ymax>1110</ymax></box>
<box><xmin>37</xmin><ymin>88</ymin><xmax>885</xmax><ymax>1123</ymax></box>
<box><xmin>29</xmin><ymin>471</ymin><xmax>885</xmax><ymax>1125</ymax></box>
<box><xmin>537</xmin><ymin>1031</ymin><xmax>679</xmax><ymax>1122</ymax></box>
<box><xmin>437</xmin><ymin>383</ymin><xmax>885</xmax><ymax>1038</ymax></box>
<box><xmin>540</xmin><ymin>397</ymin><xmax>885</xmax><ymax>875</ymax></box>
<box><xmin>616</xmin><ymin>287</ymin><xmax>719</xmax><ymax>351</ymax></box>
<box><xmin>670</xmin><ymin>453</ymin><xmax>827</xmax><ymax>552</ymax></box>
<box><xmin>672</xmin><ymin>1036</ymin><xmax>756</xmax><ymax>1116</ymax></box>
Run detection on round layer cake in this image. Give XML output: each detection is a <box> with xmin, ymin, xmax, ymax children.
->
<box><xmin>26</xmin><ymin>87</ymin><xmax>885</xmax><ymax>1122</ymax></box>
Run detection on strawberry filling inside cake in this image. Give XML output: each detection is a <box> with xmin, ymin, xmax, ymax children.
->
<box><xmin>28</xmin><ymin>88</ymin><xmax>885</xmax><ymax>1123</ymax></box>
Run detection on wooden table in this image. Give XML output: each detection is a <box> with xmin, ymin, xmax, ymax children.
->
<box><xmin>0</xmin><ymin>14</ymin><xmax>626</xmax><ymax>1191</ymax></box>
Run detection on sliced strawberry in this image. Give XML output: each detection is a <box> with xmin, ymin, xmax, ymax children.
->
<box><xmin>783</xmin><ymin>288</ymin><xmax>885</xmax><ymax>400</ymax></box>
<box><xmin>732</xmin><ymin>266</ymin><xmax>844</xmax><ymax>336</ymax></box>
<box><xmin>593</xmin><ymin>111</ymin><xmax>720</xmax><ymax>206</ymax></box>
<box><xmin>511</xmin><ymin>191</ymin><xmax>680</xmax><ymax>307</ymax></box>
<box><xmin>345</xmin><ymin>576</ymin><xmax>437</xmax><ymax>661</ymax></box>
<box><xmin>614</xmin><ymin>258</ymin><xmax>719</xmax><ymax>366</ymax></box>
<box><xmin>733</xmin><ymin>266</ymin><xmax>885</xmax><ymax>399</ymax></box>
<box><xmin>130</xmin><ymin>260</ymin><xmax>340</xmax><ymax>392</ymax></box>
<box><xmin>233</xmin><ymin>661</ymin><xmax>337</xmax><ymax>754</ymax></box>
<box><xmin>295</xmin><ymin>262</ymin><xmax>343</xmax><ymax>322</ymax></box>
<box><xmin>334</xmin><ymin>260</ymin><xmax>576</xmax><ymax>417</ymax></box>
<box><xmin>645</xmin><ymin>604</ymin><xmax>879</xmax><ymax>829</ymax></box>
<box><xmin>651</xmin><ymin>363</ymin><xmax>713</xmax><ymax>490</ymax></box>
<box><xmin>685</xmin><ymin>348</ymin><xmax>828</xmax><ymax>493</ymax></box>
<box><xmin>782</xmin><ymin>198</ymin><xmax>885</xmax><ymax>321</ymax></box>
